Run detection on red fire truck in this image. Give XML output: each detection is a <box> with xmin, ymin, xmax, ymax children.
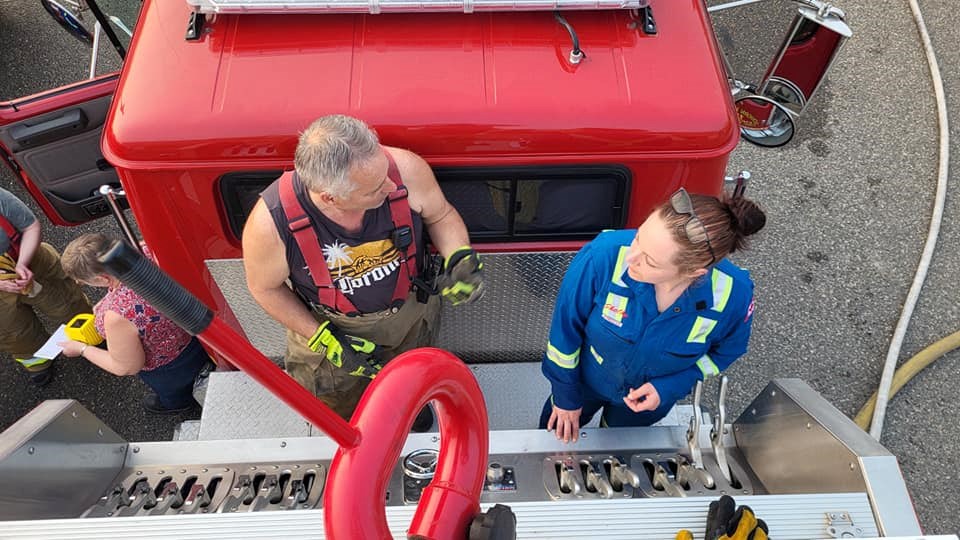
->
<box><xmin>3</xmin><ymin>1</ymin><xmax>943</xmax><ymax>539</ymax></box>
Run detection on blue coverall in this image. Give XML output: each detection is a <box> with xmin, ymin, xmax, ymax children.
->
<box><xmin>540</xmin><ymin>230</ymin><xmax>756</xmax><ymax>427</ymax></box>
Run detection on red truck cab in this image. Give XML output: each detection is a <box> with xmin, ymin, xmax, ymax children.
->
<box><xmin>3</xmin><ymin>0</ymin><xmax>738</xmax><ymax>328</ymax></box>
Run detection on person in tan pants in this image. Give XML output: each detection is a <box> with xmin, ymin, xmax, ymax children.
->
<box><xmin>1</xmin><ymin>187</ymin><xmax>91</xmax><ymax>386</ymax></box>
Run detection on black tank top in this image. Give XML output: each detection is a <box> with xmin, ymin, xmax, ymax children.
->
<box><xmin>261</xmin><ymin>172</ymin><xmax>425</xmax><ymax>314</ymax></box>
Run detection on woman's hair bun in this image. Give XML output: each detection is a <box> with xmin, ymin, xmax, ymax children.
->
<box><xmin>726</xmin><ymin>197</ymin><xmax>766</xmax><ymax>237</ymax></box>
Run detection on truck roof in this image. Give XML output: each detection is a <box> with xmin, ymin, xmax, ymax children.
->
<box><xmin>103</xmin><ymin>0</ymin><xmax>738</xmax><ymax>169</ymax></box>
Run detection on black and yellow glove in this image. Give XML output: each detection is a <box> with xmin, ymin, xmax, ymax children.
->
<box><xmin>676</xmin><ymin>495</ymin><xmax>769</xmax><ymax>540</ymax></box>
<box><xmin>0</xmin><ymin>253</ymin><xmax>18</xmax><ymax>278</ymax></box>
<box><xmin>307</xmin><ymin>321</ymin><xmax>384</xmax><ymax>379</ymax></box>
<box><xmin>439</xmin><ymin>246</ymin><xmax>485</xmax><ymax>306</ymax></box>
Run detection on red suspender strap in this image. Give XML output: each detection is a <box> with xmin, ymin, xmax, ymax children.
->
<box><xmin>278</xmin><ymin>172</ymin><xmax>358</xmax><ymax>315</ymax></box>
<box><xmin>0</xmin><ymin>216</ymin><xmax>20</xmax><ymax>259</ymax></box>
<box><xmin>384</xmin><ymin>150</ymin><xmax>418</xmax><ymax>306</ymax></box>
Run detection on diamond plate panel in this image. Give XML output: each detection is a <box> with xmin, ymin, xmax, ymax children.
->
<box><xmin>198</xmin><ymin>372</ymin><xmax>311</xmax><ymax>440</ymax></box>
<box><xmin>436</xmin><ymin>251</ymin><xmax>574</xmax><ymax>363</ymax></box>
<box><xmin>173</xmin><ymin>420</ymin><xmax>200</xmax><ymax>441</ymax></box>
<box><xmin>208</xmin><ymin>252</ymin><xmax>575</xmax><ymax>363</ymax></box>
<box><xmin>206</xmin><ymin>259</ymin><xmax>288</xmax><ymax>358</ymax></box>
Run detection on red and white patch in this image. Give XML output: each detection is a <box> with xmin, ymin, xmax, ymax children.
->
<box><xmin>745</xmin><ymin>298</ymin><xmax>756</xmax><ymax>322</ymax></box>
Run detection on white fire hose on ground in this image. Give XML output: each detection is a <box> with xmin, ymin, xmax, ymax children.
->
<box><xmin>864</xmin><ymin>0</ymin><xmax>951</xmax><ymax>440</ymax></box>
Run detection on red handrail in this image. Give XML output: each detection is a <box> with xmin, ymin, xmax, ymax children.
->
<box><xmin>197</xmin><ymin>322</ymin><xmax>488</xmax><ymax>539</ymax></box>
<box><xmin>325</xmin><ymin>348</ymin><xmax>489</xmax><ymax>540</ymax></box>
<box><xmin>199</xmin><ymin>318</ymin><xmax>361</xmax><ymax>448</ymax></box>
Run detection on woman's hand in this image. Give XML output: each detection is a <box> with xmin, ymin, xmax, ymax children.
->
<box><xmin>57</xmin><ymin>340</ymin><xmax>87</xmax><ymax>357</ymax></box>
<box><xmin>546</xmin><ymin>405</ymin><xmax>582</xmax><ymax>443</ymax></box>
<box><xmin>624</xmin><ymin>383</ymin><xmax>661</xmax><ymax>412</ymax></box>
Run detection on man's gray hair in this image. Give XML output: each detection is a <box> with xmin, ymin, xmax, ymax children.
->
<box><xmin>294</xmin><ymin>115</ymin><xmax>381</xmax><ymax>198</ymax></box>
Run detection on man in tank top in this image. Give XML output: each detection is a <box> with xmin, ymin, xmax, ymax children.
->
<box><xmin>243</xmin><ymin>115</ymin><xmax>484</xmax><ymax>431</ymax></box>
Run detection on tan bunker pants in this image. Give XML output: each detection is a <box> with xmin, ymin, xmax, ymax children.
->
<box><xmin>285</xmin><ymin>291</ymin><xmax>441</xmax><ymax>420</ymax></box>
<box><xmin>0</xmin><ymin>243</ymin><xmax>92</xmax><ymax>362</ymax></box>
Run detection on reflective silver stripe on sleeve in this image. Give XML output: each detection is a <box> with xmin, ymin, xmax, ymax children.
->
<box><xmin>711</xmin><ymin>268</ymin><xmax>734</xmax><ymax>313</ymax></box>
<box><xmin>611</xmin><ymin>246</ymin><xmax>629</xmax><ymax>287</ymax></box>
<box><xmin>547</xmin><ymin>343</ymin><xmax>580</xmax><ymax>369</ymax></box>
<box><xmin>696</xmin><ymin>354</ymin><xmax>720</xmax><ymax>378</ymax></box>
<box><xmin>686</xmin><ymin>316</ymin><xmax>718</xmax><ymax>344</ymax></box>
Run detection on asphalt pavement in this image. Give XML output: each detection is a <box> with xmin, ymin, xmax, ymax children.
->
<box><xmin>2</xmin><ymin>0</ymin><xmax>959</xmax><ymax>534</ymax></box>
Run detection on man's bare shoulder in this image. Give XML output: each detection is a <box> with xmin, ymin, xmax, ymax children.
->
<box><xmin>242</xmin><ymin>199</ymin><xmax>282</xmax><ymax>253</ymax></box>
<box><xmin>384</xmin><ymin>146</ymin><xmax>435</xmax><ymax>188</ymax></box>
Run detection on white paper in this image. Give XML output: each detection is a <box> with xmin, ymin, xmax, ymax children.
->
<box><xmin>34</xmin><ymin>324</ymin><xmax>68</xmax><ymax>359</ymax></box>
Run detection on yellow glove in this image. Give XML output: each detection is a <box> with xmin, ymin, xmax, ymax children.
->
<box><xmin>307</xmin><ymin>321</ymin><xmax>383</xmax><ymax>379</ymax></box>
<box><xmin>676</xmin><ymin>495</ymin><xmax>769</xmax><ymax>540</ymax></box>
<box><xmin>440</xmin><ymin>246</ymin><xmax>485</xmax><ymax>306</ymax></box>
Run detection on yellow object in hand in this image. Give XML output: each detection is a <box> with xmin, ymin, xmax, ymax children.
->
<box><xmin>65</xmin><ymin>313</ymin><xmax>104</xmax><ymax>345</ymax></box>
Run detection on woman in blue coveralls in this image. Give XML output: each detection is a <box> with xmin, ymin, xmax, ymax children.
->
<box><xmin>540</xmin><ymin>187</ymin><xmax>765</xmax><ymax>443</ymax></box>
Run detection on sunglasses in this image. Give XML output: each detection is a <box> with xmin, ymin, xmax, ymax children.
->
<box><xmin>670</xmin><ymin>188</ymin><xmax>716</xmax><ymax>265</ymax></box>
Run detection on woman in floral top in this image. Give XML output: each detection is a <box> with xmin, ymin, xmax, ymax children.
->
<box><xmin>58</xmin><ymin>234</ymin><xmax>212</xmax><ymax>414</ymax></box>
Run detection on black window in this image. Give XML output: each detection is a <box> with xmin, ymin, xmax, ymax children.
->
<box><xmin>219</xmin><ymin>165</ymin><xmax>630</xmax><ymax>243</ymax></box>
<box><xmin>219</xmin><ymin>171</ymin><xmax>283</xmax><ymax>240</ymax></box>
<box><xmin>435</xmin><ymin>165</ymin><xmax>630</xmax><ymax>242</ymax></box>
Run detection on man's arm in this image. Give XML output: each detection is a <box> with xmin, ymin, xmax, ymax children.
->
<box><xmin>242</xmin><ymin>199</ymin><xmax>320</xmax><ymax>339</ymax></box>
<box><xmin>389</xmin><ymin>147</ymin><xmax>469</xmax><ymax>259</ymax></box>
<box><xmin>15</xmin><ymin>221</ymin><xmax>41</xmax><ymax>281</ymax></box>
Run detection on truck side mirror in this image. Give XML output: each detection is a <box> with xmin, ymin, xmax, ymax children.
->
<box><xmin>756</xmin><ymin>2</ymin><xmax>852</xmax><ymax>116</ymax></box>
<box><xmin>735</xmin><ymin>94</ymin><xmax>796</xmax><ymax>148</ymax></box>
<box><xmin>40</xmin><ymin>0</ymin><xmax>94</xmax><ymax>46</ymax></box>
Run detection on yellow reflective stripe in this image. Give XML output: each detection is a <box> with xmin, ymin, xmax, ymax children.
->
<box><xmin>696</xmin><ymin>354</ymin><xmax>720</xmax><ymax>378</ymax></box>
<box><xmin>711</xmin><ymin>268</ymin><xmax>734</xmax><ymax>313</ymax></box>
<box><xmin>547</xmin><ymin>343</ymin><xmax>580</xmax><ymax>369</ymax></box>
<box><xmin>589</xmin><ymin>346</ymin><xmax>604</xmax><ymax>365</ymax></box>
<box><xmin>686</xmin><ymin>316</ymin><xmax>718</xmax><ymax>344</ymax></box>
<box><xmin>15</xmin><ymin>357</ymin><xmax>51</xmax><ymax>368</ymax></box>
<box><xmin>611</xmin><ymin>246</ymin><xmax>629</xmax><ymax>287</ymax></box>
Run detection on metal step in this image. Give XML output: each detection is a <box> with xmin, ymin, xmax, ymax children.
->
<box><xmin>192</xmin><ymin>367</ymin><xmax>698</xmax><ymax>440</ymax></box>
<box><xmin>0</xmin><ymin>493</ymin><xmax>885</xmax><ymax>539</ymax></box>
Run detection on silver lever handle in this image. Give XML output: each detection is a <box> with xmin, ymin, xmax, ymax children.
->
<box><xmin>686</xmin><ymin>381</ymin><xmax>704</xmax><ymax>469</ymax></box>
<box><xmin>606</xmin><ymin>457</ymin><xmax>640</xmax><ymax>491</ymax></box>
<box><xmin>711</xmin><ymin>375</ymin><xmax>733</xmax><ymax>483</ymax></box>
<box><xmin>558</xmin><ymin>462</ymin><xmax>584</xmax><ymax>496</ymax></box>
<box><xmin>582</xmin><ymin>461</ymin><xmax>614</xmax><ymax>499</ymax></box>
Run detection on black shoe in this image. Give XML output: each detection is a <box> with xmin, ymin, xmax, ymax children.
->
<box><xmin>411</xmin><ymin>405</ymin><xmax>434</xmax><ymax>432</ymax></box>
<box><xmin>142</xmin><ymin>393</ymin><xmax>197</xmax><ymax>415</ymax></box>
<box><xmin>28</xmin><ymin>362</ymin><xmax>55</xmax><ymax>387</ymax></box>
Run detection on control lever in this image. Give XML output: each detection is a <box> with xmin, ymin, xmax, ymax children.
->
<box><xmin>676</xmin><ymin>455</ymin><xmax>715</xmax><ymax>490</ymax></box>
<box><xmin>286</xmin><ymin>478</ymin><xmax>309</xmax><ymax>509</ymax></box>
<box><xmin>221</xmin><ymin>475</ymin><xmax>255</xmax><ymax>513</ymax></box>
<box><xmin>651</xmin><ymin>461</ymin><xmax>686</xmax><ymax>497</ymax></box>
<box><xmin>82</xmin><ymin>484</ymin><xmax>128</xmax><ymax>517</ymax></box>
<box><xmin>558</xmin><ymin>461</ymin><xmax>584</xmax><ymax>495</ymax></box>
<box><xmin>581</xmin><ymin>460</ymin><xmax>614</xmax><ymax>498</ymax></box>
<box><xmin>605</xmin><ymin>457</ymin><xmax>640</xmax><ymax>492</ymax></box>
<box><xmin>710</xmin><ymin>376</ymin><xmax>733</xmax><ymax>483</ymax></box>
<box><xmin>181</xmin><ymin>484</ymin><xmax>210</xmax><ymax>514</ymax></box>
<box><xmin>117</xmin><ymin>479</ymin><xmax>157</xmax><ymax>516</ymax></box>
<box><xmin>686</xmin><ymin>381</ymin><xmax>705</xmax><ymax>469</ymax></box>
<box><xmin>249</xmin><ymin>474</ymin><xmax>282</xmax><ymax>512</ymax></box>
<box><xmin>149</xmin><ymin>482</ymin><xmax>183</xmax><ymax>515</ymax></box>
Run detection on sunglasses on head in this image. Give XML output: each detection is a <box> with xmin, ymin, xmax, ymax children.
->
<box><xmin>670</xmin><ymin>188</ymin><xmax>716</xmax><ymax>265</ymax></box>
